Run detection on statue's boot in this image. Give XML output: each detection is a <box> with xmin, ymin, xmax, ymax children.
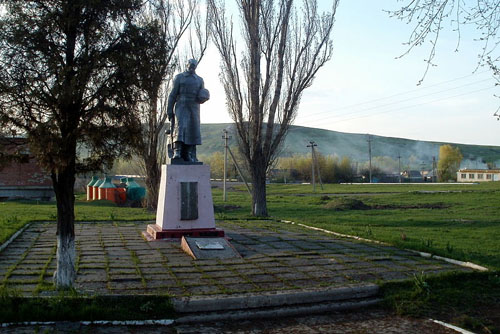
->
<box><xmin>173</xmin><ymin>142</ymin><xmax>182</xmax><ymax>160</ymax></box>
<box><xmin>187</xmin><ymin>145</ymin><xmax>198</xmax><ymax>162</ymax></box>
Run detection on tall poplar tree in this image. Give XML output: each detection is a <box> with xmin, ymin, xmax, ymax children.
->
<box><xmin>208</xmin><ymin>0</ymin><xmax>338</xmax><ymax>216</ymax></box>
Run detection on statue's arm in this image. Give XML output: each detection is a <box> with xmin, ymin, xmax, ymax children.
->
<box><xmin>167</xmin><ymin>75</ymin><xmax>180</xmax><ymax>120</ymax></box>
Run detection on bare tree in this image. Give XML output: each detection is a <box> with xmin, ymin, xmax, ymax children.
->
<box><xmin>130</xmin><ymin>0</ymin><xmax>209</xmax><ymax>210</ymax></box>
<box><xmin>208</xmin><ymin>0</ymin><xmax>338</xmax><ymax>216</ymax></box>
<box><xmin>389</xmin><ymin>1</ymin><xmax>499</xmax><ymax>90</ymax></box>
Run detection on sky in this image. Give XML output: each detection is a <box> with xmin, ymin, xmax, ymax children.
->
<box><xmin>196</xmin><ymin>0</ymin><xmax>500</xmax><ymax>146</ymax></box>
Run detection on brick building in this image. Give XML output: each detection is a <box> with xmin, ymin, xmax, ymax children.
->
<box><xmin>0</xmin><ymin>137</ymin><xmax>54</xmax><ymax>200</ymax></box>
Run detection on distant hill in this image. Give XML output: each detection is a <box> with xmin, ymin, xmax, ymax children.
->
<box><xmin>199</xmin><ymin>123</ymin><xmax>500</xmax><ymax>168</ymax></box>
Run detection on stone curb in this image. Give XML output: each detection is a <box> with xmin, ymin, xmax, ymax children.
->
<box><xmin>279</xmin><ymin>220</ymin><xmax>489</xmax><ymax>272</ymax></box>
<box><xmin>431</xmin><ymin>319</ymin><xmax>478</xmax><ymax>334</ymax></box>
<box><xmin>173</xmin><ymin>284</ymin><xmax>379</xmax><ymax>313</ymax></box>
<box><xmin>174</xmin><ymin>297</ymin><xmax>382</xmax><ymax>324</ymax></box>
<box><xmin>0</xmin><ymin>223</ymin><xmax>31</xmax><ymax>253</ymax></box>
<box><xmin>1</xmin><ymin>320</ymin><xmax>174</xmax><ymax>328</ymax></box>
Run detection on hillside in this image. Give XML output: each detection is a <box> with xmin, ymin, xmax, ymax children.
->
<box><xmin>199</xmin><ymin>123</ymin><xmax>500</xmax><ymax>168</ymax></box>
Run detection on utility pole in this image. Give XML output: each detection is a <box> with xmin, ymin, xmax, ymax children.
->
<box><xmin>367</xmin><ymin>135</ymin><xmax>372</xmax><ymax>183</ymax></box>
<box><xmin>398</xmin><ymin>154</ymin><xmax>402</xmax><ymax>183</ymax></box>
<box><xmin>432</xmin><ymin>156</ymin><xmax>437</xmax><ymax>183</ymax></box>
<box><xmin>222</xmin><ymin>129</ymin><xmax>231</xmax><ymax>201</ymax></box>
<box><xmin>307</xmin><ymin>141</ymin><xmax>317</xmax><ymax>191</ymax></box>
<box><xmin>312</xmin><ymin>143</ymin><xmax>323</xmax><ymax>190</ymax></box>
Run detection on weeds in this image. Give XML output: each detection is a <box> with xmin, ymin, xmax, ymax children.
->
<box><xmin>412</xmin><ymin>271</ymin><xmax>430</xmax><ymax>297</ymax></box>
<box><xmin>0</xmin><ymin>293</ymin><xmax>174</xmax><ymax>322</ymax></box>
<box><xmin>446</xmin><ymin>241</ymin><xmax>454</xmax><ymax>253</ymax></box>
<box><xmin>6</xmin><ymin>215</ymin><xmax>19</xmax><ymax>224</ymax></box>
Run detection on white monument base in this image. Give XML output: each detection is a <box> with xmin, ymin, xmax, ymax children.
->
<box><xmin>144</xmin><ymin>164</ymin><xmax>224</xmax><ymax>240</ymax></box>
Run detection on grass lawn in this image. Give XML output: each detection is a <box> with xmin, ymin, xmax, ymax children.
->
<box><xmin>213</xmin><ymin>182</ymin><xmax>500</xmax><ymax>270</ymax></box>
<box><xmin>212</xmin><ymin>182</ymin><xmax>500</xmax><ymax>334</ymax></box>
<box><xmin>0</xmin><ymin>194</ymin><xmax>154</xmax><ymax>244</ymax></box>
<box><xmin>0</xmin><ymin>182</ymin><xmax>499</xmax><ymax>331</ymax></box>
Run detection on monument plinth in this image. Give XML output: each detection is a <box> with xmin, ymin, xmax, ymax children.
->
<box><xmin>144</xmin><ymin>164</ymin><xmax>224</xmax><ymax>240</ymax></box>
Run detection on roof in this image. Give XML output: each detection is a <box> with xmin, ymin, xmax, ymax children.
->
<box><xmin>457</xmin><ymin>169</ymin><xmax>500</xmax><ymax>173</ymax></box>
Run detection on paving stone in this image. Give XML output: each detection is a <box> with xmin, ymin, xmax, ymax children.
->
<box><xmin>171</xmin><ymin>272</ymin><xmax>205</xmax><ymax>280</ymax></box>
<box><xmin>377</xmin><ymin>271</ymin><xmax>412</xmax><ymax>280</ymax></box>
<box><xmin>144</xmin><ymin>279</ymin><xmax>178</xmax><ymax>288</ymax></box>
<box><xmin>109</xmin><ymin>267</ymin><xmax>138</xmax><ymax>275</ymax></box>
<box><xmin>107</xmin><ymin>250</ymin><xmax>131</xmax><ymax>257</ymax></box>
<box><xmin>165</xmin><ymin>259</ymin><xmax>196</xmax><ymax>267</ymax></box>
<box><xmin>252</xmin><ymin>259</ymin><xmax>280</xmax><ymax>266</ymax></box>
<box><xmin>223</xmin><ymin>283</ymin><xmax>258</xmax><ymax>292</ymax></box>
<box><xmin>205</xmin><ymin>275</ymin><xmax>243</xmax><ymax>285</ymax></box>
<box><xmin>79</xmin><ymin>263</ymin><xmax>107</xmax><ymax>269</ymax></box>
<box><xmin>170</xmin><ymin>266</ymin><xmax>200</xmax><ymax>273</ymax></box>
<box><xmin>76</xmin><ymin>272</ymin><xmax>108</xmax><ymax>283</ymax></box>
<box><xmin>5</xmin><ymin>283</ymin><xmax>39</xmax><ymax>293</ymax></box>
<box><xmin>251</xmin><ymin>281</ymin><xmax>293</xmax><ymax>291</ymax></box>
<box><xmin>9</xmin><ymin>268</ymin><xmax>42</xmax><ymax>275</ymax></box>
<box><xmin>245</xmin><ymin>274</ymin><xmax>278</xmax><ymax>282</ymax></box>
<box><xmin>349</xmin><ymin>273</ymin><xmax>379</xmax><ymax>282</ymax></box>
<box><xmin>194</xmin><ymin>265</ymin><xmax>230</xmax><ymax>273</ymax></box>
<box><xmin>261</xmin><ymin>266</ymin><xmax>293</xmax><ymax>274</ymax></box>
<box><xmin>74</xmin><ymin>281</ymin><xmax>108</xmax><ymax>292</ymax></box>
<box><xmin>138</xmin><ymin>266</ymin><xmax>170</xmax><ymax>274</ymax></box>
<box><xmin>180</xmin><ymin>277</ymin><xmax>218</xmax><ymax>287</ymax></box>
<box><xmin>200</xmin><ymin>270</ymin><xmax>236</xmax><ymax>278</ymax></box>
<box><xmin>233</xmin><ymin>268</ymin><xmax>266</xmax><ymax>276</ymax></box>
<box><xmin>108</xmin><ymin>280</ymin><xmax>144</xmax><ymax>290</ymax></box>
<box><xmin>108</xmin><ymin>261</ymin><xmax>135</xmax><ymax>268</ymax></box>
<box><xmin>184</xmin><ymin>285</ymin><xmax>222</xmax><ymax>295</ymax></box>
<box><xmin>79</xmin><ymin>250</ymin><xmax>106</xmax><ymax>256</ymax></box>
<box><xmin>275</xmin><ymin>271</ymin><xmax>312</xmax><ymax>280</ymax></box>
<box><xmin>79</xmin><ymin>255</ymin><xmax>106</xmax><ymax>263</ymax></box>
<box><xmin>6</xmin><ymin>274</ymin><xmax>40</xmax><ymax>282</ymax></box>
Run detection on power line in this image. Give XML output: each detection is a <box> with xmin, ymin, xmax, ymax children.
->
<box><xmin>305</xmin><ymin>69</ymin><xmax>492</xmax><ymax>119</ymax></box>
<box><xmin>305</xmin><ymin>78</ymin><xmax>495</xmax><ymax>124</ymax></box>
<box><xmin>304</xmin><ymin>85</ymin><xmax>498</xmax><ymax>126</ymax></box>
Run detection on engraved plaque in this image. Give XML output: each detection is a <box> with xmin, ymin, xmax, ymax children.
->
<box><xmin>180</xmin><ymin>182</ymin><xmax>198</xmax><ymax>220</ymax></box>
<box><xmin>195</xmin><ymin>240</ymin><xmax>225</xmax><ymax>250</ymax></box>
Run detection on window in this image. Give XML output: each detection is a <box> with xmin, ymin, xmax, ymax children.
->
<box><xmin>486</xmin><ymin>174</ymin><xmax>492</xmax><ymax>180</ymax></box>
<box><xmin>469</xmin><ymin>174</ymin><xmax>475</xmax><ymax>179</ymax></box>
<box><xmin>461</xmin><ymin>174</ymin><xmax>467</xmax><ymax>179</ymax></box>
<box><xmin>478</xmin><ymin>174</ymin><xmax>484</xmax><ymax>179</ymax></box>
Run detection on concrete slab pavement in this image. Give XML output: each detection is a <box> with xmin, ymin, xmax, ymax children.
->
<box><xmin>0</xmin><ymin>219</ymin><xmax>474</xmax><ymax>318</ymax></box>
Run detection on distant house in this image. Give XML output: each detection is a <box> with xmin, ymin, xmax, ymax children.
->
<box><xmin>457</xmin><ymin>169</ymin><xmax>500</xmax><ymax>182</ymax></box>
<box><xmin>421</xmin><ymin>170</ymin><xmax>437</xmax><ymax>182</ymax></box>
<box><xmin>401</xmin><ymin>170</ymin><xmax>423</xmax><ymax>183</ymax></box>
<box><xmin>0</xmin><ymin>137</ymin><xmax>54</xmax><ymax>200</ymax></box>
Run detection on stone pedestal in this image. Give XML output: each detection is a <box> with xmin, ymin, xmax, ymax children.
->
<box><xmin>144</xmin><ymin>164</ymin><xmax>224</xmax><ymax>240</ymax></box>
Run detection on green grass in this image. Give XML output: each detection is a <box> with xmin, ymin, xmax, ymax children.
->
<box><xmin>1</xmin><ymin>182</ymin><xmax>500</xmax><ymax>328</ymax></box>
<box><xmin>213</xmin><ymin>182</ymin><xmax>500</xmax><ymax>270</ymax></box>
<box><xmin>0</xmin><ymin>289</ymin><xmax>174</xmax><ymax>322</ymax></box>
<box><xmin>2</xmin><ymin>183</ymin><xmax>499</xmax><ymax>269</ymax></box>
<box><xmin>381</xmin><ymin>271</ymin><xmax>500</xmax><ymax>334</ymax></box>
<box><xmin>211</xmin><ymin>183</ymin><xmax>500</xmax><ymax>333</ymax></box>
<box><xmin>0</xmin><ymin>194</ymin><xmax>154</xmax><ymax>244</ymax></box>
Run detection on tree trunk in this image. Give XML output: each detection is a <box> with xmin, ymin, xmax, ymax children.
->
<box><xmin>145</xmin><ymin>154</ymin><xmax>161</xmax><ymax>210</ymax></box>
<box><xmin>250</xmin><ymin>163</ymin><xmax>268</xmax><ymax>217</ymax></box>
<box><xmin>51</xmin><ymin>162</ymin><xmax>76</xmax><ymax>289</ymax></box>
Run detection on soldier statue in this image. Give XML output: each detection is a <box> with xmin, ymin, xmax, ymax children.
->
<box><xmin>167</xmin><ymin>59</ymin><xmax>209</xmax><ymax>163</ymax></box>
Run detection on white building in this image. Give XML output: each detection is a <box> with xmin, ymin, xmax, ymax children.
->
<box><xmin>456</xmin><ymin>169</ymin><xmax>500</xmax><ymax>182</ymax></box>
